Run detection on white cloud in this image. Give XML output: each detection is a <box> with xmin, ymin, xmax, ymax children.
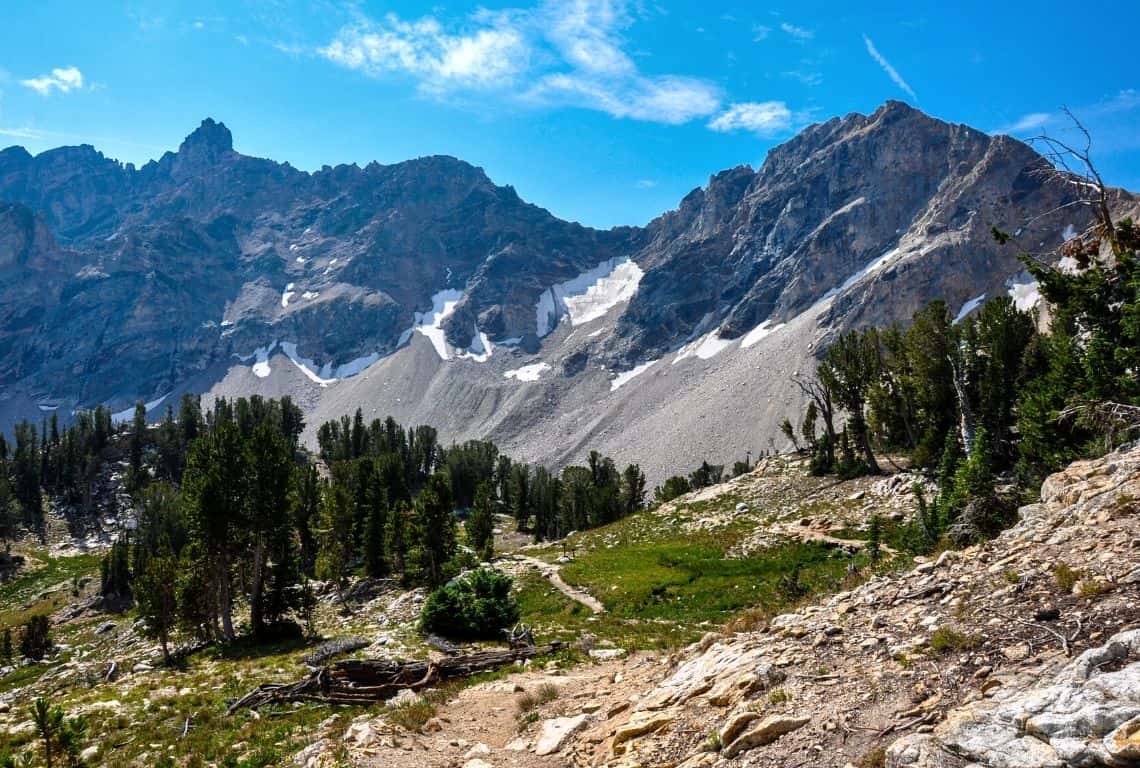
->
<box><xmin>0</xmin><ymin>126</ymin><xmax>46</xmax><ymax>140</ymax></box>
<box><xmin>708</xmin><ymin>101</ymin><xmax>793</xmax><ymax>136</ymax></box>
<box><xmin>635</xmin><ymin>179</ymin><xmax>656</xmax><ymax>188</ymax></box>
<box><xmin>318</xmin><ymin>1</ymin><xmax>726</xmax><ymax>125</ymax></box>
<box><xmin>318</xmin><ymin>11</ymin><xmax>531</xmax><ymax>91</ymax></box>
<box><xmin>862</xmin><ymin>35</ymin><xmax>916</xmax><ymax>101</ymax></box>
<box><xmin>752</xmin><ymin>24</ymin><xmax>771</xmax><ymax>41</ymax></box>
<box><xmin>992</xmin><ymin>112</ymin><xmax>1051</xmax><ymax>135</ymax></box>
<box><xmin>781</xmin><ymin>23</ymin><xmax>814</xmax><ymax>41</ymax></box>
<box><xmin>20</xmin><ymin>66</ymin><xmax>84</xmax><ymax>96</ymax></box>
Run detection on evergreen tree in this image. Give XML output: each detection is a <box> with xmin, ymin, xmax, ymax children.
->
<box><xmin>465</xmin><ymin>482</ymin><xmax>495</xmax><ymax>562</ymax></box>
<box><xmin>128</xmin><ymin>401</ymin><xmax>147</xmax><ymax>491</ymax></box>
<box><xmin>245</xmin><ymin>422</ymin><xmax>298</xmax><ymax>636</ymax></box>
<box><xmin>315</xmin><ymin>483</ymin><xmax>353</xmax><ymax>598</ymax></box>
<box><xmin>134</xmin><ymin>538</ymin><xmax>179</xmax><ymax>664</ymax></box>
<box><xmin>411</xmin><ymin>473</ymin><xmax>455</xmax><ymax>587</ymax></box>
<box><xmin>620</xmin><ymin>464</ymin><xmax>646</xmax><ymax>517</ymax></box>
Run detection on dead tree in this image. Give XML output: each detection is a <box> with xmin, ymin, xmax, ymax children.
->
<box><xmin>228</xmin><ymin>642</ymin><xmax>562</xmax><ymax>713</ymax></box>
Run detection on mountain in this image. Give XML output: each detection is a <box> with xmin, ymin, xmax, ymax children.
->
<box><xmin>1</xmin><ymin>103</ymin><xmax>1132</xmax><ymax>482</ymax></box>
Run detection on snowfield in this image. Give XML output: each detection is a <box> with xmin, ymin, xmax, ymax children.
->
<box><xmin>611</xmin><ymin>359</ymin><xmax>657</xmax><ymax>391</ymax></box>
<box><xmin>536</xmin><ymin>257</ymin><xmax>643</xmax><ymax>338</ymax></box>
<box><xmin>954</xmin><ymin>293</ymin><xmax>986</xmax><ymax>323</ymax></box>
<box><xmin>504</xmin><ymin>361</ymin><xmax>551</xmax><ymax>382</ymax></box>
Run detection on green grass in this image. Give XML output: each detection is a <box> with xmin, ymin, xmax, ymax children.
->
<box><xmin>0</xmin><ymin>552</ymin><xmax>101</xmax><ymax>627</ymax></box>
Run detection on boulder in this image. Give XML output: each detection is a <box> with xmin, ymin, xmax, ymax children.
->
<box><xmin>535</xmin><ymin>714</ymin><xmax>589</xmax><ymax>756</ymax></box>
<box><xmin>721</xmin><ymin>715</ymin><xmax>810</xmax><ymax>758</ymax></box>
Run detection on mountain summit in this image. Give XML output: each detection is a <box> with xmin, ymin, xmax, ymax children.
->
<box><xmin>0</xmin><ymin>104</ymin><xmax>1133</xmax><ymax>480</ymax></box>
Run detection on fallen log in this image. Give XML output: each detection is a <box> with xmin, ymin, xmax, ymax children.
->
<box><xmin>227</xmin><ymin>642</ymin><xmax>563</xmax><ymax>713</ymax></box>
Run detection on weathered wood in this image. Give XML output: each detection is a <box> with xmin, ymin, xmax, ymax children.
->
<box><xmin>227</xmin><ymin>642</ymin><xmax>562</xmax><ymax>713</ymax></box>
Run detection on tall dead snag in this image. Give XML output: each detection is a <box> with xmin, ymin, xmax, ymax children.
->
<box><xmin>227</xmin><ymin>642</ymin><xmax>562</xmax><ymax>713</ymax></box>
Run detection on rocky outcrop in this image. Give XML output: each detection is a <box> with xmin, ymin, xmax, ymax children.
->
<box><xmin>571</xmin><ymin>442</ymin><xmax>1140</xmax><ymax>767</ymax></box>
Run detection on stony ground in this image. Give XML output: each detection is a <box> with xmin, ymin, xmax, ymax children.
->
<box><xmin>436</xmin><ymin>443</ymin><xmax>1140</xmax><ymax>768</ymax></box>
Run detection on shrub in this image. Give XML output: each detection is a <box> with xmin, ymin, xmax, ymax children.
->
<box><xmin>420</xmin><ymin>568</ymin><xmax>520</xmax><ymax>640</ymax></box>
<box><xmin>929</xmin><ymin>626</ymin><xmax>981</xmax><ymax>654</ymax></box>
<box><xmin>1053</xmin><ymin>562</ymin><xmax>1079</xmax><ymax>593</ymax></box>
<box><xmin>20</xmin><ymin>615</ymin><xmax>52</xmax><ymax>660</ymax></box>
<box><xmin>516</xmin><ymin>683</ymin><xmax>559</xmax><ymax>714</ymax></box>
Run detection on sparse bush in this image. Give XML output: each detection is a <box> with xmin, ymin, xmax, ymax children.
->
<box><xmin>929</xmin><ymin>626</ymin><xmax>981</xmax><ymax>654</ymax></box>
<box><xmin>1053</xmin><ymin>562</ymin><xmax>1079</xmax><ymax>593</ymax></box>
<box><xmin>420</xmin><ymin>568</ymin><xmax>519</xmax><ymax>640</ymax></box>
<box><xmin>767</xmin><ymin>688</ymin><xmax>790</xmax><ymax>705</ymax></box>
<box><xmin>857</xmin><ymin>744</ymin><xmax>887</xmax><ymax>768</ymax></box>
<box><xmin>386</xmin><ymin>698</ymin><xmax>437</xmax><ymax>733</ymax></box>
<box><xmin>516</xmin><ymin>683</ymin><xmax>559</xmax><ymax>714</ymax></box>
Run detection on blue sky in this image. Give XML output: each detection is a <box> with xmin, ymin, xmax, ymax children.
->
<box><xmin>1</xmin><ymin>1</ymin><xmax>1137</xmax><ymax>229</ymax></box>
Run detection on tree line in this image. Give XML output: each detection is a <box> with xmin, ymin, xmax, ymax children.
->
<box><xmin>784</xmin><ymin>208</ymin><xmax>1140</xmax><ymax>548</ymax></box>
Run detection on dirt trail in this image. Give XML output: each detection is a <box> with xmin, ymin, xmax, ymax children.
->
<box><xmin>510</xmin><ymin>555</ymin><xmax>606</xmax><ymax>614</ymax></box>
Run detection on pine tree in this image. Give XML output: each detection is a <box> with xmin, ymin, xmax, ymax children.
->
<box><xmin>362</xmin><ymin>475</ymin><xmax>389</xmax><ymax>578</ymax></box>
<box><xmin>128</xmin><ymin>401</ymin><xmax>147</xmax><ymax>491</ymax></box>
<box><xmin>245</xmin><ymin>422</ymin><xmax>297</xmax><ymax>637</ymax></box>
<box><xmin>134</xmin><ymin>538</ymin><xmax>179</xmax><ymax>664</ymax></box>
<box><xmin>411</xmin><ymin>473</ymin><xmax>455</xmax><ymax>587</ymax></box>
<box><xmin>315</xmin><ymin>483</ymin><xmax>353</xmax><ymax>599</ymax></box>
<box><xmin>465</xmin><ymin>482</ymin><xmax>495</xmax><ymax>562</ymax></box>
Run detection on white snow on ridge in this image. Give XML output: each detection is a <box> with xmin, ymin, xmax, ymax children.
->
<box><xmin>741</xmin><ymin>319</ymin><xmax>786</xmax><ymax>349</ymax></box>
<box><xmin>1007</xmin><ymin>276</ymin><xmax>1042</xmax><ymax>312</ymax></box>
<box><xmin>458</xmin><ymin>326</ymin><xmax>494</xmax><ymax>362</ymax></box>
<box><xmin>536</xmin><ymin>257</ymin><xmax>643</xmax><ymax>338</ymax></box>
<box><xmin>281</xmin><ymin>283</ymin><xmax>295</xmax><ymax>308</ymax></box>
<box><xmin>834</xmin><ymin>247</ymin><xmax>901</xmax><ymax>295</ymax></box>
<box><xmin>251</xmin><ymin>341</ymin><xmax>277</xmax><ymax>378</ymax></box>
<box><xmin>504</xmin><ymin>361</ymin><xmax>550</xmax><ymax>382</ymax></box>
<box><xmin>611</xmin><ymin>359</ymin><xmax>657</xmax><ymax>392</ymax></box>
<box><xmin>954</xmin><ymin>294</ymin><xmax>986</xmax><ymax>324</ymax></box>
<box><xmin>111</xmin><ymin>393</ymin><xmax>170</xmax><ymax>424</ymax></box>
<box><xmin>1062</xmin><ymin>223</ymin><xmax>1076</xmax><ymax>241</ymax></box>
<box><xmin>279</xmin><ymin>342</ymin><xmax>337</xmax><ymax>386</ymax></box>
<box><xmin>410</xmin><ymin>289</ymin><xmax>496</xmax><ymax>362</ymax></box>
<box><xmin>412</xmin><ymin>289</ymin><xmax>464</xmax><ymax>360</ymax></box>
<box><xmin>673</xmin><ymin>330</ymin><xmax>733</xmax><ymax>364</ymax></box>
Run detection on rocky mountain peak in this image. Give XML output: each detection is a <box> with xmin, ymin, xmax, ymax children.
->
<box><xmin>176</xmin><ymin>117</ymin><xmax>234</xmax><ymax>164</ymax></box>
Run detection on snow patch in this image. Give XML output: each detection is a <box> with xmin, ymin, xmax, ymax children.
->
<box><xmin>279</xmin><ymin>342</ymin><xmax>337</xmax><ymax>386</ymax></box>
<box><xmin>504</xmin><ymin>362</ymin><xmax>550</xmax><ymax>382</ymax></box>
<box><xmin>1062</xmin><ymin>223</ymin><xmax>1076</xmax><ymax>241</ymax></box>
<box><xmin>111</xmin><ymin>393</ymin><xmax>170</xmax><ymax>425</ymax></box>
<box><xmin>412</xmin><ymin>289</ymin><xmax>464</xmax><ymax>360</ymax></box>
<box><xmin>281</xmin><ymin>283</ymin><xmax>295</xmax><ymax>308</ymax></box>
<box><xmin>674</xmin><ymin>330</ymin><xmax>733</xmax><ymax>364</ymax></box>
<box><xmin>611</xmin><ymin>360</ymin><xmax>657</xmax><ymax>391</ymax></box>
<box><xmin>498</xmin><ymin>337</ymin><xmax>523</xmax><ymax>347</ymax></box>
<box><xmin>251</xmin><ymin>341</ymin><xmax>276</xmax><ymax>377</ymax></box>
<box><xmin>457</xmin><ymin>325</ymin><xmax>494</xmax><ymax>362</ymax></box>
<box><xmin>831</xmin><ymin>247</ymin><xmax>901</xmax><ymax>296</ymax></box>
<box><xmin>1007</xmin><ymin>276</ymin><xmax>1042</xmax><ymax>312</ymax></box>
<box><xmin>954</xmin><ymin>294</ymin><xmax>986</xmax><ymax>324</ymax></box>
<box><xmin>536</xmin><ymin>257</ymin><xmax>643</xmax><ymax>337</ymax></box>
<box><xmin>741</xmin><ymin>319</ymin><xmax>786</xmax><ymax>349</ymax></box>
<box><xmin>301</xmin><ymin>291</ymin><xmax>319</xmax><ymax>300</ymax></box>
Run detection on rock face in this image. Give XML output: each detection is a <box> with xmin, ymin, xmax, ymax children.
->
<box><xmin>888</xmin><ymin>630</ymin><xmax>1140</xmax><ymax>768</ymax></box>
<box><xmin>1</xmin><ymin>104</ymin><xmax>1133</xmax><ymax>474</ymax></box>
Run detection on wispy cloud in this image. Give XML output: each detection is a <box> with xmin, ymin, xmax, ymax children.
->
<box><xmin>780</xmin><ymin>23</ymin><xmax>814</xmax><ymax>41</ymax></box>
<box><xmin>861</xmin><ymin>34</ymin><xmax>916</xmax><ymax>101</ymax></box>
<box><xmin>992</xmin><ymin>112</ymin><xmax>1051</xmax><ymax>136</ymax></box>
<box><xmin>992</xmin><ymin>91</ymin><xmax>1140</xmax><ymax>155</ymax></box>
<box><xmin>20</xmin><ymin>66</ymin><xmax>85</xmax><ymax>96</ymax></box>
<box><xmin>635</xmin><ymin>179</ymin><xmax>656</xmax><ymax>188</ymax></box>
<box><xmin>317</xmin><ymin>1</ymin><xmax>738</xmax><ymax>127</ymax></box>
<box><xmin>783</xmin><ymin>69</ymin><xmax>823</xmax><ymax>87</ymax></box>
<box><xmin>751</xmin><ymin>24</ymin><xmax>771</xmax><ymax>41</ymax></box>
<box><xmin>708</xmin><ymin>101</ymin><xmax>792</xmax><ymax>136</ymax></box>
